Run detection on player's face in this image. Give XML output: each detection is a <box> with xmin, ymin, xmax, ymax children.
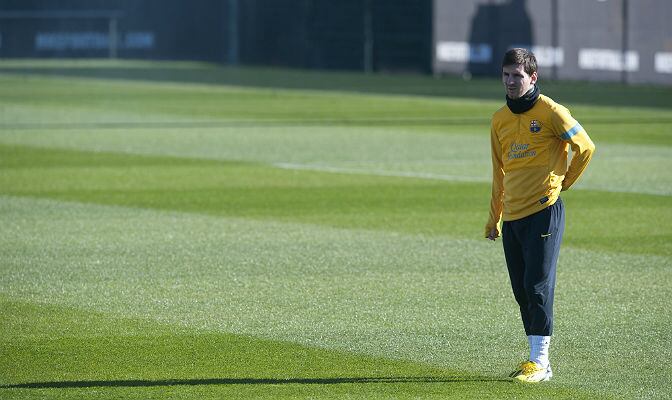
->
<box><xmin>502</xmin><ymin>63</ymin><xmax>538</xmax><ymax>99</ymax></box>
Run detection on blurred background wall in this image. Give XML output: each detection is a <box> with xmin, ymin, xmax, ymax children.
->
<box><xmin>434</xmin><ymin>0</ymin><xmax>672</xmax><ymax>85</ymax></box>
<box><xmin>1</xmin><ymin>0</ymin><xmax>670</xmax><ymax>85</ymax></box>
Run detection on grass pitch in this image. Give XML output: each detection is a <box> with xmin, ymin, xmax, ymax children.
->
<box><xmin>1</xmin><ymin>60</ymin><xmax>671</xmax><ymax>399</ymax></box>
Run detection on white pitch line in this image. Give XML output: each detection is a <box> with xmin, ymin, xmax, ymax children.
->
<box><xmin>273</xmin><ymin>162</ymin><xmax>672</xmax><ymax>196</ymax></box>
<box><xmin>273</xmin><ymin>162</ymin><xmax>490</xmax><ymax>183</ymax></box>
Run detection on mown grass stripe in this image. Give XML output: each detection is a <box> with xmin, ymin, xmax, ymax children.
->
<box><xmin>1</xmin><ymin>144</ymin><xmax>669</xmax><ymax>256</ymax></box>
<box><xmin>1</xmin><ymin>61</ymin><xmax>670</xmax><ymax>400</ymax></box>
<box><xmin>2</xmin><ymin>195</ymin><xmax>664</xmax><ymax>399</ymax></box>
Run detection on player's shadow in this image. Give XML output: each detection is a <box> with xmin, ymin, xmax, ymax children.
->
<box><xmin>2</xmin><ymin>376</ymin><xmax>509</xmax><ymax>389</ymax></box>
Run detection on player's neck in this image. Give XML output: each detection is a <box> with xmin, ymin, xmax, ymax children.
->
<box><xmin>506</xmin><ymin>85</ymin><xmax>540</xmax><ymax>114</ymax></box>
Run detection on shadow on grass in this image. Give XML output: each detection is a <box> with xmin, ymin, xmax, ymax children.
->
<box><xmin>2</xmin><ymin>376</ymin><xmax>509</xmax><ymax>389</ymax></box>
<box><xmin>2</xmin><ymin>63</ymin><xmax>671</xmax><ymax>110</ymax></box>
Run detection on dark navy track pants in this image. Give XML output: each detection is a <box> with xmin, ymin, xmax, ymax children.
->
<box><xmin>502</xmin><ymin>197</ymin><xmax>565</xmax><ymax>336</ymax></box>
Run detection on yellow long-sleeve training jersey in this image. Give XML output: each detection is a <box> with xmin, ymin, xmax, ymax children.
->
<box><xmin>485</xmin><ymin>93</ymin><xmax>595</xmax><ymax>237</ymax></box>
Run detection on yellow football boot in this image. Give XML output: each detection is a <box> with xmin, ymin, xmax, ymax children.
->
<box><xmin>509</xmin><ymin>361</ymin><xmax>553</xmax><ymax>383</ymax></box>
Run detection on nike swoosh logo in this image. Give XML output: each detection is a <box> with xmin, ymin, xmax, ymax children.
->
<box><xmin>541</xmin><ymin>233</ymin><xmax>552</xmax><ymax>238</ymax></box>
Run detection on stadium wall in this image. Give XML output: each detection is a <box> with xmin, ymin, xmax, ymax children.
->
<box><xmin>433</xmin><ymin>0</ymin><xmax>672</xmax><ymax>85</ymax></box>
<box><xmin>0</xmin><ymin>0</ymin><xmax>432</xmax><ymax>73</ymax></box>
<box><xmin>0</xmin><ymin>0</ymin><xmax>231</xmax><ymax>61</ymax></box>
<box><xmin>1</xmin><ymin>0</ymin><xmax>670</xmax><ymax>85</ymax></box>
<box><xmin>237</xmin><ymin>0</ymin><xmax>432</xmax><ymax>73</ymax></box>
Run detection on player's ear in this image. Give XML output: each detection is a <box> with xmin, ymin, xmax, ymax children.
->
<box><xmin>530</xmin><ymin>71</ymin><xmax>538</xmax><ymax>85</ymax></box>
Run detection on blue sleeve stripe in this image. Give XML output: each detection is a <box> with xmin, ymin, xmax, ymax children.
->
<box><xmin>561</xmin><ymin>123</ymin><xmax>583</xmax><ymax>140</ymax></box>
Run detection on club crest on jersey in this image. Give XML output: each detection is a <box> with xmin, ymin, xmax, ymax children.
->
<box><xmin>530</xmin><ymin>120</ymin><xmax>541</xmax><ymax>133</ymax></box>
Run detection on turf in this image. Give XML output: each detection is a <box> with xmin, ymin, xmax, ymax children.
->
<box><xmin>1</xmin><ymin>297</ymin><xmax>507</xmax><ymax>399</ymax></box>
<box><xmin>1</xmin><ymin>60</ymin><xmax>671</xmax><ymax>399</ymax></box>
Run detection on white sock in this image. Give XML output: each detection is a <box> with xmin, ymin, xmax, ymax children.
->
<box><xmin>528</xmin><ymin>335</ymin><xmax>551</xmax><ymax>368</ymax></box>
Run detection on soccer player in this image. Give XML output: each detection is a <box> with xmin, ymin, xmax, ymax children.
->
<box><xmin>485</xmin><ymin>48</ymin><xmax>595</xmax><ymax>383</ymax></box>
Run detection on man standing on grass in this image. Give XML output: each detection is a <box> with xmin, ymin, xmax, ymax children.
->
<box><xmin>485</xmin><ymin>48</ymin><xmax>595</xmax><ymax>383</ymax></box>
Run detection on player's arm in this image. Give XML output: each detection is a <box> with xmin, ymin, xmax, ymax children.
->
<box><xmin>485</xmin><ymin>123</ymin><xmax>504</xmax><ymax>240</ymax></box>
<box><xmin>552</xmin><ymin>109</ymin><xmax>595</xmax><ymax>191</ymax></box>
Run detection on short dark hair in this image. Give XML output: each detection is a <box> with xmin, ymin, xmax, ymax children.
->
<box><xmin>502</xmin><ymin>48</ymin><xmax>537</xmax><ymax>76</ymax></box>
